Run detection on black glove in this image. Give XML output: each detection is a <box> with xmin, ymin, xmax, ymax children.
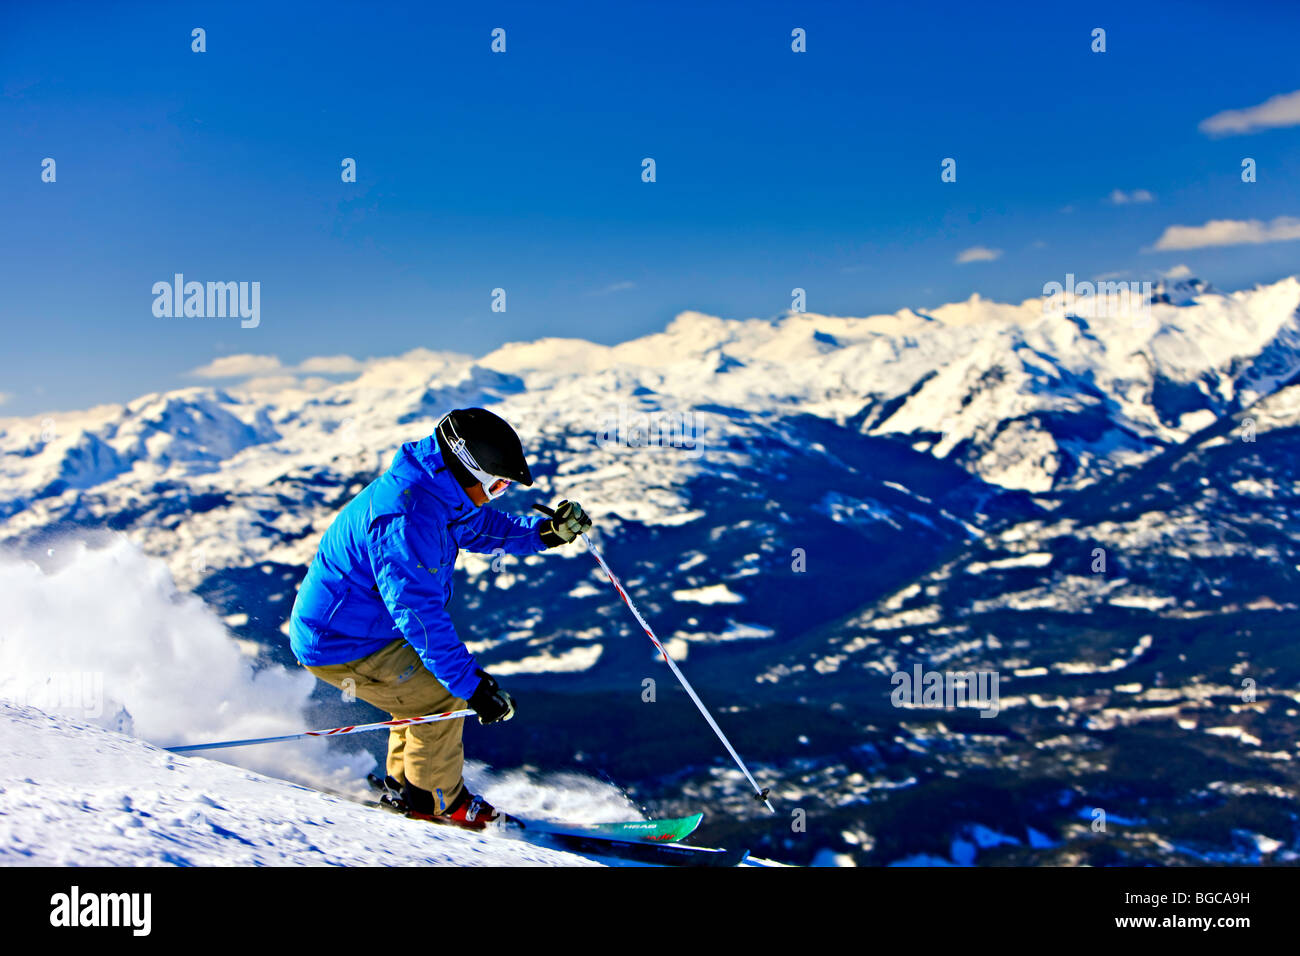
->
<box><xmin>539</xmin><ymin>500</ymin><xmax>593</xmax><ymax>548</ymax></box>
<box><xmin>467</xmin><ymin>669</ymin><xmax>515</xmax><ymax>725</ymax></box>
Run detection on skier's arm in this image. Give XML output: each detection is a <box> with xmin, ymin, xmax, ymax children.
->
<box><xmin>449</xmin><ymin>506</ymin><xmax>546</xmax><ymax>555</ymax></box>
<box><xmin>368</xmin><ymin>513</ymin><xmax>481</xmax><ymax>700</ymax></box>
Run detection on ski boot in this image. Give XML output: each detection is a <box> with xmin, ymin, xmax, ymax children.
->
<box><xmin>410</xmin><ymin>787</ymin><xmax>512</xmax><ymax>831</ymax></box>
<box><xmin>394</xmin><ymin>777</ymin><xmax>515</xmax><ymax>831</ymax></box>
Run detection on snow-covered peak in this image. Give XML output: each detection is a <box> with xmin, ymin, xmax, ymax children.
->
<box><xmin>347</xmin><ymin>347</ymin><xmax>475</xmax><ymax>392</ymax></box>
<box><xmin>480</xmin><ymin>337</ymin><xmax>616</xmax><ymax>377</ymax></box>
<box><xmin>1150</xmin><ymin>275</ymin><xmax>1215</xmax><ymax>306</ymax></box>
<box><xmin>924</xmin><ymin>292</ymin><xmax>1047</xmax><ymax>328</ymax></box>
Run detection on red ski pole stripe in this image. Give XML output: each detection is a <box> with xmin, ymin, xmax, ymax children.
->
<box><xmin>601</xmin><ymin>557</ymin><xmax>670</xmax><ymax>661</ymax></box>
<box><xmin>166</xmin><ymin>708</ymin><xmax>476</xmax><ymax>754</ymax></box>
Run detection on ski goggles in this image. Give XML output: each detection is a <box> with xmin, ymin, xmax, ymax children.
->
<box><xmin>440</xmin><ymin>415</ymin><xmax>513</xmax><ymax>500</ymax></box>
<box><xmin>481</xmin><ymin>477</ymin><xmax>512</xmax><ymax>500</ymax></box>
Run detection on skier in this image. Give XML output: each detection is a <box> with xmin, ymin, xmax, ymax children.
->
<box><xmin>288</xmin><ymin>407</ymin><xmax>592</xmax><ymax>829</ymax></box>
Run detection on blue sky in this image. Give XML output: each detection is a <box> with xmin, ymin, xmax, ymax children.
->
<box><xmin>2</xmin><ymin>0</ymin><xmax>1299</xmax><ymax>415</ymax></box>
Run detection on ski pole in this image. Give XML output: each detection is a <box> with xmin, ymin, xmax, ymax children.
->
<box><xmin>534</xmin><ymin>503</ymin><xmax>774</xmax><ymax>813</ymax></box>
<box><xmin>164</xmin><ymin>709</ymin><xmax>475</xmax><ymax>754</ymax></box>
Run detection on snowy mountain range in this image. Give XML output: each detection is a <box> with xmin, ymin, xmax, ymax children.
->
<box><xmin>3</xmin><ymin>274</ymin><xmax>1299</xmax><ymax>865</ymax></box>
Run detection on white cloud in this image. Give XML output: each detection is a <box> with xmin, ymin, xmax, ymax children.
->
<box><xmin>1199</xmin><ymin>89</ymin><xmax>1300</xmax><ymax>136</ymax></box>
<box><xmin>955</xmin><ymin>246</ymin><xmax>1002</xmax><ymax>264</ymax></box>
<box><xmin>234</xmin><ymin>375</ymin><xmax>306</xmax><ymax>393</ymax></box>
<box><xmin>299</xmin><ymin>355</ymin><xmax>367</xmax><ymax>374</ymax></box>
<box><xmin>189</xmin><ymin>354</ymin><xmax>282</xmax><ymax>379</ymax></box>
<box><xmin>1108</xmin><ymin>189</ymin><xmax>1155</xmax><ymax>204</ymax></box>
<box><xmin>1150</xmin><ymin>216</ymin><xmax>1300</xmax><ymax>251</ymax></box>
<box><xmin>235</xmin><ymin>375</ymin><xmax>336</xmax><ymax>395</ymax></box>
<box><xmin>0</xmin><ymin>392</ymin><xmax>10</xmax><ymax>406</ymax></box>
<box><xmin>188</xmin><ymin>353</ymin><xmax>372</xmax><ymax>381</ymax></box>
<box><xmin>1163</xmin><ymin>264</ymin><xmax>1193</xmax><ymax>279</ymax></box>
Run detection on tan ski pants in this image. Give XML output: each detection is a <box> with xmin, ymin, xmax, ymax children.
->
<box><xmin>305</xmin><ymin>639</ymin><xmax>467</xmax><ymax>810</ymax></box>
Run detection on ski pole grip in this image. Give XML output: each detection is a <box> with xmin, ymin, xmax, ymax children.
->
<box><xmin>532</xmin><ymin>502</ymin><xmax>557</xmax><ymax>517</ymax></box>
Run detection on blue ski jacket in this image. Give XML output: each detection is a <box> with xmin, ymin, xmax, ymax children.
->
<box><xmin>289</xmin><ymin>434</ymin><xmax>546</xmax><ymax>700</ymax></box>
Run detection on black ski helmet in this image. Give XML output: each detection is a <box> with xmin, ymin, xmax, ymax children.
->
<box><xmin>435</xmin><ymin>407</ymin><xmax>534</xmax><ymax>487</ymax></box>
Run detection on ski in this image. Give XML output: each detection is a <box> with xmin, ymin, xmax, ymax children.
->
<box><xmin>526</xmin><ymin>830</ymin><xmax>749</xmax><ymax>868</ymax></box>
<box><xmin>363</xmin><ymin>774</ymin><xmax>746</xmax><ymax>865</ymax></box>
<box><xmin>513</xmin><ymin>813</ymin><xmax>704</xmax><ymax>845</ymax></box>
<box><xmin>366</xmin><ymin>773</ymin><xmax>703</xmax><ymax>844</ymax></box>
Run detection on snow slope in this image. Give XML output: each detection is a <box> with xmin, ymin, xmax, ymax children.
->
<box><xmin>0</xmin><ymin>699</ymin><xmax>599</xmax><ymax>867</ymax></box>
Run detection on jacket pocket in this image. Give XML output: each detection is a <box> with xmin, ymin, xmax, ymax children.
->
<box><xmin>297</xmin><ymin>570</ymin><xmax>351</xmax><ymax>631</ymax></box>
